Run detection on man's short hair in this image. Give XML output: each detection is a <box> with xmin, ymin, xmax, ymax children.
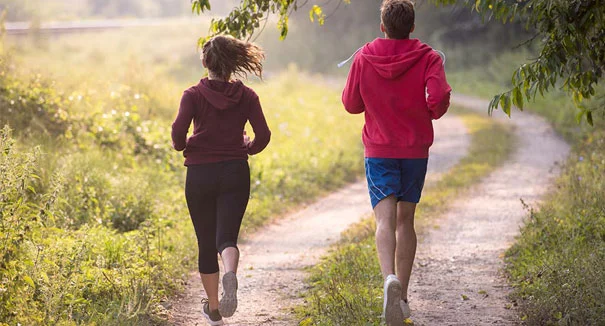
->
<box><xmin>381</xmin><ymin>0</ymin><xmax>415</xmax><ymax>39</ymax></box>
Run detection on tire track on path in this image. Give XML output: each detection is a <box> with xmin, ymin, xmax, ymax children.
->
<box><xmin>169</xmin><ymin>113</ymin><xmax>471</xmax><ymax>325</ymax></box>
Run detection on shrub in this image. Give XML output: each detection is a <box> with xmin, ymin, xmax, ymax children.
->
<box><xmin>0</xmin><ymin>57</ymin><xmax>72</xmax><ymax>137</ymax></box>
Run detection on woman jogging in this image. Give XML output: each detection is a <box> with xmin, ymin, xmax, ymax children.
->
<box><xmin>171</xmin><ymin>35</ymin><xmax>271</xmax><ymax>325</ymax></box>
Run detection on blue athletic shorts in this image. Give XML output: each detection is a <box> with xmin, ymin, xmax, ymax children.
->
<box><xmin>365</xmin><ymin>158</ymin><xmax>428</xmax><ymax>208</ymax></box>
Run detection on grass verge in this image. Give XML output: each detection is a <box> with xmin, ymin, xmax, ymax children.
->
<box><xmin>0</xmin><ymin>47</ymin><xmax>363</xmax><ymax>325</ymax></box>
<box><xmin>449</xmin><ymin>59</ymin><xmax>605</xmax><ymax>325</ymax></box>
<box><xmin>296</xmin><ymin>108</ymin><xmax>515</xmax><ymax>325</ymax></box>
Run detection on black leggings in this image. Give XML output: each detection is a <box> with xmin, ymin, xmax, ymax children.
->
<box><xmin>185</xmin><ymin>160</ymin><xmax>250</xmax><ymax>274</ymax></box>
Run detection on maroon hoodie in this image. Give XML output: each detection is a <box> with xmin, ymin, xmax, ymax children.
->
<box><xmin>343</xmin><ymin>38</ymin><xmax>451</xmax><ymax>159</ymax></box>
<box><xmin>171</xmin><ymin>78</ymin><xmax>271</xmax><ymax>165</ymax></box>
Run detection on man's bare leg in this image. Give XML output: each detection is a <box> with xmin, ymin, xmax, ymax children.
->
<box><xmin>374</xmin><ymin>195</ymin><xmax>398</xmax><ymax>278</ymax></box>
<box><xmin>395</xmin><ymin>201</ymin><xmax>417</xmax><ymax>301</ymax></box>
<box><xmin>376</xmin><ymin>195</ymin><xmax>405</xmax><ymax>325</ymax></box>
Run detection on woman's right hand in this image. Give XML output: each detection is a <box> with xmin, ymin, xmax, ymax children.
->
<box><xmin>243</xmin><ymin>131</ymin><xmax>251</xmax><ymax>147</ymax></box>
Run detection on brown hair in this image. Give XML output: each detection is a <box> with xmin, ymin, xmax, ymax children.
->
<box><xmin>381</xmin><ymin>0</ymin><xmax>415</xmax><ymax>39</ymax></box>
<box><xmin>201</xmin><ymin>35</ymin><xmax>265</xmax><ymax>80</ymax></box>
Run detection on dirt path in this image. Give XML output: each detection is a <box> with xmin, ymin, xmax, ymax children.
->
<box><xmin>408</xmin><ymin>95</ymin><xmax>570</xmax><ymax>325</ymax></box>
<box><xmin>169</xmin><ymin>113</ymin><xmax>471</xmax><ymax>325</ymax></box>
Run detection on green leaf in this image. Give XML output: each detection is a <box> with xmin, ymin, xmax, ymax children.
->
<box><xmin>500</xmin><ymin>94</ymin><xmax>512</xmax><ymax>117</ymax></box>
<box><xmin>575</xmin><ymin>109</ymin><xmax>586</xmax><ymax>124</ymax></box>
<box><xmin>23</xmin><ymin>275</ymin><xmax>35</xmax><ymax>288</ymax></box>
<box><xmin>586</xmin><ymin>111</ymin><xmax>593</xmax><ymax>126</ymax></box>
<box><xmin>489</xmin><ymin>94</ymin><xmax>501</xmax><ymax>115</ymax></box>
<box><xmin>512</xmin><ymin>87</ymin><xmax>524</xmax><ymax>110</ymax></box>
<box><xmin>40</xmin><ymin>271</ymin><xmax>49</xmax><ymax>283</ymax></box>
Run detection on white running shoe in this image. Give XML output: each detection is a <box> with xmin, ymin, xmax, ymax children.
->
<box><xmin>383</xmin><ymin>274</ymin><xmax>404</xmax><ymax>326</ymax></box>
<box><xmin>400</xmin><ymin>299</ymin><xmax>411</xmax><ymax>319</ymax></box>
<box><xmin>219</xmin><ymin>271</ymin><xmax>238</xmax><ymax>317</ymax></box>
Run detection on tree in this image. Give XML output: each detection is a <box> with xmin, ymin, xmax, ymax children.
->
<box><xmin>431</xmin><ymin>0</ymin><xmax>604</xmax><ymax>124</ymax></box>
<box><xmin>191</xmin><ymin>0</ymin><xmax>604</xmax><ymax>124</ymax></box>
<box><xmin>192</xmin><ymin>0</ymin><xmax>348</xmax><ymax>43</ymax></box>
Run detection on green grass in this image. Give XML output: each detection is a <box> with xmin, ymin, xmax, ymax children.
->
<box><xmin>296</xmin><ymin>109</ymin><xmax>515</xmax><ymax>325</ymax></box>
<box><xmin>505</xmin><ymin>126</ymin><xmax>605</xmax><ymax>325</ymax></box>
<box><xmin>240</xmin><ymin>69</ymin><xmax>365</xmax><ymax>233</ymax></box>
<box><xmin>0</xmin><ymin>27</ymin><xmax>364</xmax><ymax>324</ymax></box>
<box><xmin>449</xmin><ymin>56</ymin><xmax>605</xmax><ymax>325</ymax></box>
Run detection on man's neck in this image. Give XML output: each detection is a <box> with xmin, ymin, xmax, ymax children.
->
<box><xmin>384</xmin><ymin>34</ymin><xmax>410</xmax><ymax>40</ymax></box>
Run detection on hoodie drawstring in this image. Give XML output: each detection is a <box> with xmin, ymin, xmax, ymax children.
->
<box><xmin>337</xmin><ymin>46</ymin><xmax>447</xmax><ymax>68</ymax></box>
<box><xmin>337</xmin><ymin>47</ymin><xmax>363</xmax><ymax>68</ymax></box>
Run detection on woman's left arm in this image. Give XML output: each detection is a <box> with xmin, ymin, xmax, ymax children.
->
<box><xmin>246</xmin><ymin>94</ymin><xmax>271</xmax><ymax>155</ymax></box>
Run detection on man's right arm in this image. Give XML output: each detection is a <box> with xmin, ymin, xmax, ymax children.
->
<box><xmin>342</xmin><ymin>54</ymin><xmax>365</xmax><ymax>114</ymax></box>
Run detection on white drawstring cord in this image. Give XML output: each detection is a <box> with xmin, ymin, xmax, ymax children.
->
<box><xmin>337</xmin><ymin>47</ymin><xmax>363</xmax><ymax>68</ymax></box>
<box><xmin>337</xmin><ymin>47</ymin><xmax>447</xmax><ymax>68</ymax></box>
<box><xmin>434</xmin><ymin>50</ymin><xmax>446</xmax><ymax>67</ymax></box>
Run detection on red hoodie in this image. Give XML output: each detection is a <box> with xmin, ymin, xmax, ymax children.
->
<box><xmin>342</xmin><ymin>38</ymin><xmax>451</xmax><ymax>159</ymax></box>
<box><xmin>171</xmin><ymin>78</ymin><xmax>271</xmax><ymax>165</ymax></box>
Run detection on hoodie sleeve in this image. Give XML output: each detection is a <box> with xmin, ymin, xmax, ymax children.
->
<box><xmin>425</xmin><ymin>52</ymin><xmax>452</xmax><ymax>120</ymax></box>
<box><xmin>247</xmin><ymin>93</ymin><xmax>271</xmax><ymax>155</ymax></box>
<box><xmin>342</xmin><ymin>53</ymin><xmax>365</xmax><ymax>114</ymax></box>
<box><xmin>171</xmin><ymin>89</ymin><xmax>196</xmax><ymax>151</ymax></box>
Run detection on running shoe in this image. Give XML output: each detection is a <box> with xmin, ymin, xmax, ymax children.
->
<box><xmin>202</xmin><ymin>300</ymin><xmax>224</xmax><ymax>326</ymax></box>
<box><xmin>383</xmin><ymin>274</ymin><xmax>404</xmax><ymax>326</ymax></box>
<box><xmin>219</xmin><ymin>271</ymin><xmax>238</xmax><ymax>317</ymax></box>
<box><xmin>400</xmin><ymin>299</ymin><xmax>411</xmax><ymax>319</ymax></box>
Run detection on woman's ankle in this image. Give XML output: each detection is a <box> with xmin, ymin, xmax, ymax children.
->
<box><xmin>209</xmin><ymin>298</ymin><xmax>220</xmax><ymax>310</ymax></box>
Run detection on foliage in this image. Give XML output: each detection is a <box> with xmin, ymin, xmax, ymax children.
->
<box><xmin>297</xmin><ymin>110</ymin><xmax>515</xmax><ymax>325</ymax></box>
<box><xmin>0</xmin><ymin>25</ymin><xmax>365</xmax><ymax>322</ymax></box>
<box><xmin>194</xmin><ymin>0</ymin><xmax>605</xmax><ymax>124</ymax></box>
<box><xmin>428</xmin><ymin>0</ymin><xmax>605</xmax><ymax>124</ymax></box>
<box><xmin>0</xmin><ymin>56</ymin><xmax>71</xmax><ymax>137</ymax></box>
<box><xmin>450</xmin><ymin>61</ymin><xmax>605</xmax><ymax>325</ymax></box>
<box><xmin>191</xmin><ymin>0</ymin><xmax>350</xmax><ymax>44</ymax></box>
<box><xmin>0</xmin><ymin>125</ymin><xmax>193</xmax><ymax>325</ymax></box>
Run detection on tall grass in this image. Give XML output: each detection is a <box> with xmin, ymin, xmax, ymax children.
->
<box><xmin>449</xmin><ymin>54</ymin><xmax>605</xmax><ymax>325</ymax></box>
<box><xmin>0</xmin><ymin>25</ymin><xmax>364</xmax><ymax>323</ymax></box>
<box><xmin>297</xmin><ymin>110</ymin><xmax>515</xmax><ymax>325</ymax></box>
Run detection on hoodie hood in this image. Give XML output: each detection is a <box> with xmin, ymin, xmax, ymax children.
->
<box><xmin>197</xmin><ymin>78</ymin><xmax>245</xmax><ymax>110</ymax></box>
<box><xmin>361</xmin><ymin>38</ymin><xmax>432</xmax><ymax>79</ymax></box>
